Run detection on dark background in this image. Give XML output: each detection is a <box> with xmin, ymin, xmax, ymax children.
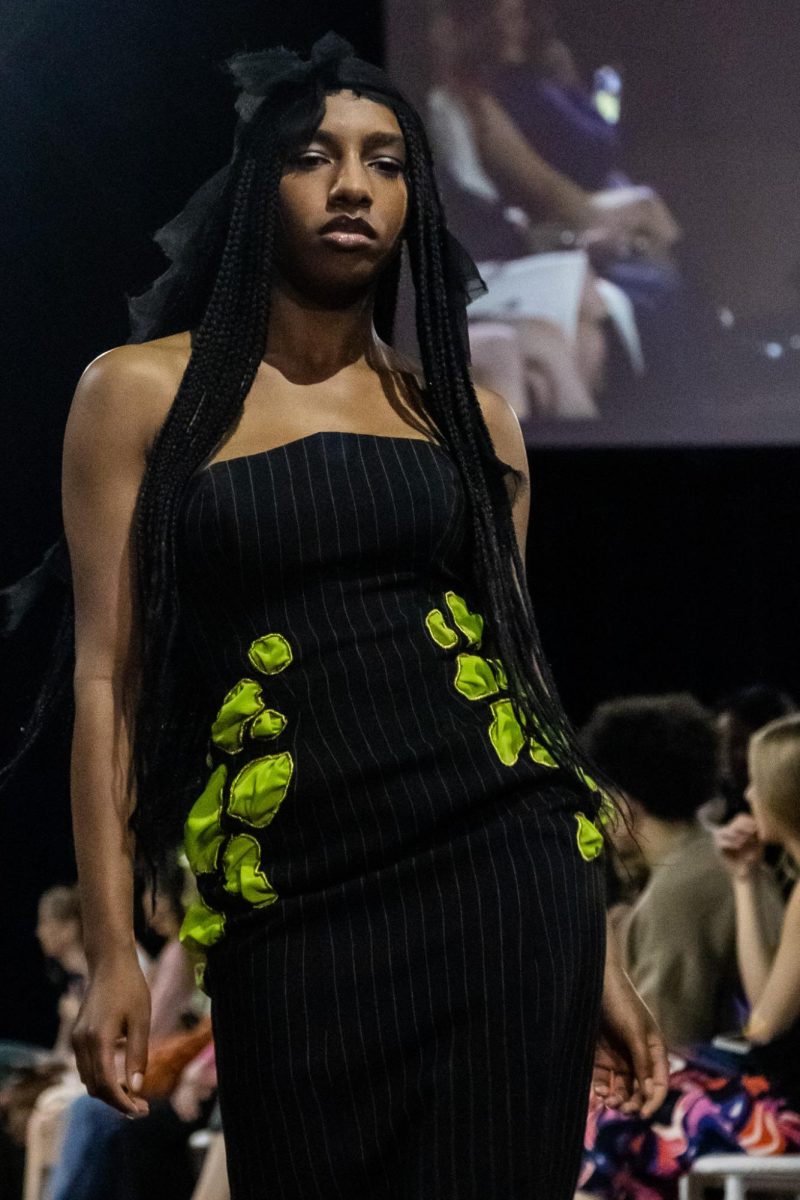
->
<box><xmin>1</xmin><ymin>1</ymin><xmax>798</xmax><ymax>1043</ymax></box>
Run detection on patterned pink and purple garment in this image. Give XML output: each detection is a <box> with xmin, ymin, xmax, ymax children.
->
<box><xmin>579</xmin><ymin>1058</ymin><xmax>800</xmax><ymax>1199</ymax></box>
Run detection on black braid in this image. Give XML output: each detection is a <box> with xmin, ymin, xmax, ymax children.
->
<box><xmin>129</xmin><ymin>118</ymin><xmax>283</xmax><ymax>880</ymax></box>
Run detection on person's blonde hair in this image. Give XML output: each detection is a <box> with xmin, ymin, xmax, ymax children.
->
<box><xmin>749</xmin><ymin>714</ymin><xmax>800</xmax><ymax>842</ymax></box>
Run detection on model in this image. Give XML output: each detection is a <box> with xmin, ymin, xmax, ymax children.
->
<box><xmin>60</xmin><ymin>33</ymin><xmax>667</xmax><ymax>1198</ymax></box>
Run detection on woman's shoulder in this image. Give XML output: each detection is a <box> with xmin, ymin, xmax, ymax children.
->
<box><xmin>67</xmin><ymin>332</ymin><xmax>193</xmax><ymax>464</ymax></box>
<box><xmin>78</xmin><ymin>331</ymin><xmax>191</xmax><ymax>395</ymax></box>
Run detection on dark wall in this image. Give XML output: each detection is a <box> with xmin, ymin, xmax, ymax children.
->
<box><xmin>527</xmin><ymin>447</ymin><xmax>799</xmax><ymax>723</ymax></box>
<box><xmin>2</xmin><ymin>1</ymin><xmax>799</xmax><ymax>1041</ymax></box>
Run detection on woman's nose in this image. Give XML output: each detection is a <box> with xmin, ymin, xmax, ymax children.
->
<box><xmin>329</xmin><ymin>157</ymin><xmax>372</xmax><ymax>207</ymax></box>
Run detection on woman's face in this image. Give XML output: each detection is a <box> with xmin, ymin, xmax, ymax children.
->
<box><xmin>745</xmin><ymin>762</ymin><xmax>786</xmax><ymax>846</ymax></box>
<box><xmin>276</xmin><ymin>90</ymin><xmax>408</xmax><ymax>303</ymax></box>
<box><xmin>36</xmin><ymin>907</ymin><xmax>80</xmax><ymax>962</ymax></box>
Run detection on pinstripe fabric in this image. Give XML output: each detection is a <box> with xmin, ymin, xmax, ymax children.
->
<box><xmin>176</xmin><ymin>431</ymin><xmax>606</xmax><ymax>1198</ymax></box>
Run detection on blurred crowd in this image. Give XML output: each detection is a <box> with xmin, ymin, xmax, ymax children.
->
<box><xmin>0</xmin><ymin>866</ymin><xmax>227</xmax><ymax>1200</ymax></box>
<box><xmin>3</xmin><ymin>683</ymin><xmax>799</xmax><ymax>1200</ymax></box>
<box><xmin>578</xmin><ymin>685</ymin><xmax>800</xmax><ymax>1199</ymax></box>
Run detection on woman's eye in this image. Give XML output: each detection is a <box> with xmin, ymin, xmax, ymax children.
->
<box><xmin>371</xmin><ymin>158</ymin><xmax>405</xmax><ymax>177</ymax></box>
<box><xmin>292</xmin><ymin>152</ymin><xmax>328</xmax><ymax>169</ymax></box>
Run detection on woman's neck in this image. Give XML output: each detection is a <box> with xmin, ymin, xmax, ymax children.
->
<box><xmin>263</xmin><ymin>275</ymin><xmax>375</xmax><ymax>383</ymax></box>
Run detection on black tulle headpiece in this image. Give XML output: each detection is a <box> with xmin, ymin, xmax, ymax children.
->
<box><xmin>127</xmin><ymin>31</ymin><xmax>486</xmax><ymax>351</ymax></box>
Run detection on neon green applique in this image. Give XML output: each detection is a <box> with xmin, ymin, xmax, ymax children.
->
<box><xmin>178</xmin><ymin>898</ymin><xmax>226</xmax><ymax>952</ymax></box>
<box><xmin>183</xmin><ymin>764</ymin><xmax>228</xmax><ymax>876</ymax></box>
<box><xmin>425</xmin><ymin>608</ymin><xmax>459</xmax><ymax>650</ymax></box>
<box><xmin>445</xmin><ymin>592</ymin><xmax>484</xmax><ymax>647</ymax></box>
<box><xmin>454</xmin><ymin>653</ymin><xmax>500</xmax><ymax>701</ymax></box>
<box><xmin>222</xmin><ymin>834</ymin><xmax>277</xmax><ymax>906</ymax></box>
<box><xmin>528</xmin><ymin>739</ymin><xmax>558</xmax><ymax>768</ymax></box>
<box><xmin>487</xmin><ymin>657</ymin><xmax>508</xmax><ymax>689</ymax></box>
<box><xmin>227</xmin><ymin>751</ymin><xmax>294</xmax><ymax>827</ymax></box>
<box><xmin>488</xmin><ymin>698</ymin><xmax>526</xmax><ymax>766</ymax></box>
<box><xmin>575</xmin><ymin>812</ymin><xmax>604</xmax><ymax>862</ymax></box>
<box><xmin>250</xmin><ymin>708</ymin><xmax>288</xmax><ymax>740</ymax></box>
<box><xmin>210</xmin><ymin>679</ymin><xmax>265</xmax><ymax>754</ymax></box>
<box><xmin>248</xmin><ymin>633</ymin><xmax>293</xmax><ymax>676</ymax></box>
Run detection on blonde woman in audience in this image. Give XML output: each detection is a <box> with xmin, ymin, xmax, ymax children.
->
<box><xmin>578</xmin><ymin>713</ymin><xmax>800</xmax><ymax>1198</ymax></box>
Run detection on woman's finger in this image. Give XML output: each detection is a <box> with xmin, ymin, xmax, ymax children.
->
<box><xmin>638</xmin><ymin>1032</ymin><xmax>670</xmax><ymax>1119</ymax></box>
<box><xmin>89</xmin><ymin>1032</ymin><xmax>143</xmax><ymax>1116</ymax></box>
<box><xmin>124</xmin><ymin>1014</ymin><xmax>150</xmax><ymax>1106</ymax></box>
<box><xmin>71</xmin><ymin>1027</ymin><xmax>97</xmax><ymax>1096</ymax></box>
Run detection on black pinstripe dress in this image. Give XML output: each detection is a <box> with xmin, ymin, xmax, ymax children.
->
<box><xmin>175</xmin><ymin>430</ymin><xmax>607</xmax><ymax>1199</ymax></box>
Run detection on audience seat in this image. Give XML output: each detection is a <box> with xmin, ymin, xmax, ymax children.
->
<box><xmin>679</xmin><ymin>1154</ymin><xmax>800</xmax><ymax>1199</ymax></box>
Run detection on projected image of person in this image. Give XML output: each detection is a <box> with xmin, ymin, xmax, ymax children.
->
<box><xmin>425</xmin><ymin>0</ymin><xmax>685</xmax><ymax>417</ymax></box>
<box><xmin>4</xmin><ymin>32</ymin><xmax>668</xmax><ymax>1200</ymax></box>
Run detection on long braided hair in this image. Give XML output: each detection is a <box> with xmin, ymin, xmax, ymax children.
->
<box><xmin>127</xmin><ymin>44</ymin><xmax>614</xmax><ymax>887</ymax></box>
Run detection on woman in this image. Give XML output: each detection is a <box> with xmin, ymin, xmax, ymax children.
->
<box><xmin>580</xmin><ymin>713</ymin><xmax>800</xmax><ymax>1198</ymax></box>
<box><xmin>58</xmin><ymin>33</ymin><xmax>666</xmax><ymax>1198</ymax></box>
<box><xmin>0</xmin><ymin>885</ymin><xmax>86</xmax><ymax>1088</ymax></box>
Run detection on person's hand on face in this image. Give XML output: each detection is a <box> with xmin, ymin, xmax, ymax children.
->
<box><xmin>276</xmin><ymin>91</ymin><xmax>408</xmax><ymax>301</ymax></box>
<box><xmin>713</xmin><ymin>811</ymin><xmax>764</xmax><ymax>879</ymax></box>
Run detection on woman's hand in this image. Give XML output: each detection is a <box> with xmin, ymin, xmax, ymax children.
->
<box><xmin>581</xmin><ymin>185</ymin><xmax>681</xmax><ymax>261</ymax></box>
<box><xmin>71</xmin><ymin>951</ymin><xmax>151</xmax><ymax>1118</ymax></box>
<box><xmin>713</xmin><ymin>813</ymin><xmax>764</xmax><ymax>880</ymax></box>
<box><xmin>592</xmin><ymin>925</ymin><xmax>669</xmax><ymax>1119</ymax></box>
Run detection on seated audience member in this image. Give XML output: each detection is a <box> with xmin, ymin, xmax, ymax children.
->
<box><xmin>45</xmin><ymin>864</ymin><xmax>209</xmax><ymax>1200</ymax></box>
<box><xmin>580</xmin><ymin>714</ymin><xmax>800</xmax><ymax>1198</ymax></box>
<box><xmin>47</xmin><ymin>1028</ymin><xmax>215</xmax><ymax>1200</ymax></box>
<box><xmin>584</xmin><ymin>693</ymin><xmax>781</xmax><ymax>1047</ymax></box>
<box><xmin>713</xmin><ymin>684</ymin><xmax>796</xmax><ymax>822</ymax></box>
<box><xmin>0</xmin><ymin>886</ymin><xmax>87</xmax><ymax>1196</ymax></box>
<box><xmin>427</xmin><ymin>0</ymin><xmax>686</xmax><ymax>401</ymax></box>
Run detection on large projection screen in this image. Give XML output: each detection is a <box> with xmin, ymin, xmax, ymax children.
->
<box><xmin>385</xmin><ymin>0</ymin><xmax>800</xmax><ymax>447</ymax></box>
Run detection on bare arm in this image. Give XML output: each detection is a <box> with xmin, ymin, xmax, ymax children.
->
<box><xmin>468</xmin><ymin>91</ymin><xmax>589</xmax><ymax>227</ymax></box>
<box><xmin>713</xmin><ymin>813</ymin><xmax>786</xmax><ymax>1017</ymax></box>
<box><xmin>731</xmin><ymin>869</ymin><xmax>785</xmax><ymax>1007</ymax></box>
<box><xmin>744</xmin><ymin>882</ymin><xmax>800</xmax><ymax>1043</ymax></box>
<box><xmin>467</xmin><ymin>90</ymin><xmax>680</xmax><ymax>253</ymax></box>
<box><xmin>62</xmin><ymin>344</ymin><xmax>169</xmax><ymax>1115</ymax></box>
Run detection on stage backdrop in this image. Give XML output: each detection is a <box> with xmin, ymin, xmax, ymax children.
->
<box><xmin>386</xmin><ymin>0</ymin><xmax>800</xmax><ymax>447</ymax></box>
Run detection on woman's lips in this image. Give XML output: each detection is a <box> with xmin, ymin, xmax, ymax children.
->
<box><xmin>319</xmin><ymin>229</ymin><xmax>375</xmax><ymax>249</ymax></box>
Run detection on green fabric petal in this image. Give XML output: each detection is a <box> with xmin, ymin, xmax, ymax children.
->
<box><xmin>183</xmin><ymin>764</ymin><xmax>227</xmax><ymax>876</ymax></box>
<box><xmin>488</xmin><ymin>698</ymin><xmax>525</xmax><ymax>766</ymax></box>
<box><xmin>222</xmin><ymin>833</ymin><xmax>277</xmax><ymax>906</ymax></box>
<box><xmin>445</xmin><ymin>592</ymin><xmax>484</xmax><ymax>647</ymax></box>
<box><xmin>454</xmin><ymin>653</ymin><xmax>500</xmax><ymax>701</ymax></box>
<box><xmin>528</xmin><ymin>738</ymin><xmax>558</xmax><ymax>768</ymax></box>
<box><xmin>575</xmin><ymin>812</ymin><xmax>604</xmax><ymax>862</ymax></box>
<box><xmin>425</xmin><ymin>608</ymin><xmax>459</xmax><ymax>650</ymax></box>
<box><xmin>248</xmin><ymin>633</ymin><xmax>293</xmax><ymax>676</ymax></box>
<box><xmin>487</xmin><ymin>657</ymin><xmax>508</xmax><ymax>690</ymax></box>
<box><xmin>227</xmin><ymin>751</ymin><xmax>294</xmax><ymax>827</ymax></box>
<box><xmin>250</xmin><ymin>708</ymin><xmax>287</xmax><ymax>740</ymax></box>
<box><xmin>178</xmin><ymin>898</ymin><xmax>226</xmax><ymax>951</ymax></box>
<box><xmin>210</xmin><ymin>679</ymin><xmax>264</xmax><ymax>754</ymax></box>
